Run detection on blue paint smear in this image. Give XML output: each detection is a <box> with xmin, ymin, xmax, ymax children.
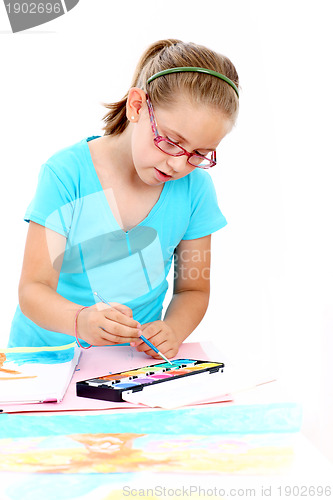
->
<box><xmin>5</xmin><ymin>473</ymin><xmax>135</xmax><ymax>500</ymax></box>
<box><xmin>0</xmin><ymin>404</ymin><xmax>303</xmax><ymax>439</ymax></box>
<box><xmin>5</xmin><ymin>348</ymin><xmax>75</xmax><ymax>365</ymax></box>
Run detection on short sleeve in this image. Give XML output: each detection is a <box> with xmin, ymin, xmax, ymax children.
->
<box><xmin>24</xmin><ymin>163</ymin><xmax>75</xmax><ymax>237</ymax></box>
<box><xmin>182</xmin><ymin>169</ymin><xmax>227</xmax><ymax>240</ymax></box>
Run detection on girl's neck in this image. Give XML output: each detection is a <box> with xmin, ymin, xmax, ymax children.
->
<box><xmin>91</xmin><ymin>127</ymin><xmax>143</xmax><ymax>189</ymax></box>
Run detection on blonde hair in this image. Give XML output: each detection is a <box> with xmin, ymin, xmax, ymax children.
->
<box><xmin>102</xmin><ymin>39</ymin><xmax>239</xmax><ymax>136</ymax></box>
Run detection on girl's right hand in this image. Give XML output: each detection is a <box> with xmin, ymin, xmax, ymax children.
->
<box><xmin>76</xmin><ymin>302</ymin><xmax>141</xmax><ymax>346</ymax></box>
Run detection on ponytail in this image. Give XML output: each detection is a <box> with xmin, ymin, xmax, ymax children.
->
<box><xmin>102</xmin><ymin>39</ymin><xmax>180</xmax><ymax>136</ymax></box>
<box><xmin>102</xmin><ymin>95</ymin><xmax>129</xmax><ymax>136</ymax></box>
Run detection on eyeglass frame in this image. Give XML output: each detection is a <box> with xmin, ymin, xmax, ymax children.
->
<box><xmin>145</xmin><ymin>94</ymin><xmax>217</xmax><ymax>169</ymax></box>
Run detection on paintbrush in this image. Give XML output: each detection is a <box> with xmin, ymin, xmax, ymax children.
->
<box><xmin>93</xmin><ymin>292</ymin><xmax>173</xmax><ymax>365</ymax></box>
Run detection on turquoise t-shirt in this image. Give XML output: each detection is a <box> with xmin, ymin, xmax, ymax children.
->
<box><xmin>8</xmin><ymin>137</ymin><xmax>227</xmax><ymax>347</ymax></box>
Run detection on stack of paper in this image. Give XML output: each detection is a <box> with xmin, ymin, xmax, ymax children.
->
<box><xmin>0</xmin><ymin>343</ymin><xmax>81</xmax><ymax>405</ymax></box>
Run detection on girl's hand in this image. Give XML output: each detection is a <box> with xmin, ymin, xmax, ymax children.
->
<box><xmin>134</xmin><ymin>320</ymin><xmax>181</xmax><ymax>359</ymax></box>
<box><xmin>76</xmin><ymin>302</ymin><xmax>141</xmax><ymax>346</ymax></box>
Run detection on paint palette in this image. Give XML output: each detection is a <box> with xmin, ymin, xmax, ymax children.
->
<box><xmin>76</xmin><ymin>359</ymin><xmax>224</xmax><ymax>403</ymax></box>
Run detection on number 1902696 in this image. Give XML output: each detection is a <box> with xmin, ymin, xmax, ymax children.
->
<box><xmin>277</xmin><ymin>485</ymin><xmax>332</xmax><ymax>496</ymax></box>
<box><xmin>5</xmin><ymin>3</ymin><xmax>62</xmax><ymax>14</ymax></box>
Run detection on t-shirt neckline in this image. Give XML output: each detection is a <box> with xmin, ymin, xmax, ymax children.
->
<box><xmin>82</xmin><ymin>136</ymin><xmax>172</xmax><ymax>234</ymax></box>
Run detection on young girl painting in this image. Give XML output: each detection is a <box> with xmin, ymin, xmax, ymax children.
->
<box><xmin>8</xmin><ymin>39</ymin><xmax>239</xmax><ymax>360</ymax></box>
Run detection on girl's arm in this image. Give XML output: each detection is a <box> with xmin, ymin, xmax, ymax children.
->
<box><xmin>18</xmin><ymin>221</ymin><xmax>141</xmax><ymax>345</ymax></box>
<box><xmin>136</xmin><ymin>234</ymin><xmax>211</xmax><ymax>358</ymax></box>
<box><xmin>164</xmin><ymin>234</ymin><xmax>211</xmax><ymax>341</ymax></box>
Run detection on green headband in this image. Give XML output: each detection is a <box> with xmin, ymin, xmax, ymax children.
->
<box><xmin>147</xmin><ymin>66</ymin><xmax>239</xmax><ymax>98</ymax></box>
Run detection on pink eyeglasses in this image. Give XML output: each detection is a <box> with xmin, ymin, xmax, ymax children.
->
<box><xmin>146</xmin><ymin>94</ymin><xmax>217</xmax><ymax>169</ymax></box>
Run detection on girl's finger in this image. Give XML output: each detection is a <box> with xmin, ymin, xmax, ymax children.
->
<box><xmin>108</xmin><ymin>302</ymin><xmax>133</xmax><ymax>318</ymax></box>
<box><xmin>138</xmin><ymin>347</ymin><xmax>156</xmax><ymax>357</ymax></box>
<box><xmin>97</xmin><ymin>317</ymin><xmax>140</xmax><ymax>340</ymax></box>
<box><xmin>99</xmin><ymin>329</ymin><xmax>141</xmax><ymax>344</ymax></box>
<box><xmin>140</xmin><ymin>331</ymin><xmax>166</xmax><ymax>348</ymax></box>
<box><xmin>103</xmin><ymin>308</ymin><xmax>139</xmax><ymax>329</ymax></box>
<box><xmin>140</xmin><ymin>321</ymin><xmax>153</xmax><ymax>331</ymax></box>
<box><xmin>135</xmin><ymin>342</ymin><xmax>151</xmax><ymax>352</ymax></box>
<box><xmin>103</xmin><ymin>324</ymin><xmax>140</xmax><ymax>340</ymax></box>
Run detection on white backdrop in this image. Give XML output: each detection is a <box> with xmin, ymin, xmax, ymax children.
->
<box><xmin>1</xmin><ymin>0</ymin><xmax>332</xmax><ymax>461</ymax></box>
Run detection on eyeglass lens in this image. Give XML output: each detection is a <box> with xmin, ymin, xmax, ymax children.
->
<box><xmin>156</xmin><ymin>138</ymin><xmax>214</xmax><ymax>168</ymax></box>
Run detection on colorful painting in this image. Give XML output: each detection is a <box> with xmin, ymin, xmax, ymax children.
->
<box><xmin>0</xmin><ymin>431</ymin><xmax>294</xmax><ymax>475</ymax></box>
<box><xmin>0</xmin><ymin>343</ymin><xmax>80</xmax><ymax>404</ymax></box>
<box><xmin>0</xmin><ymin>406</ymin><xmax>303</xmax><ymax>500</ymax></box>
<box><xmin>1</xmin><ymin>403</ymin><xmax>303</xmax><ymax>438</ymax></box>
<box><xmin>0</xmin><ymin>350</ymin><xmax>37</xmax><ymax>380</ymax></box>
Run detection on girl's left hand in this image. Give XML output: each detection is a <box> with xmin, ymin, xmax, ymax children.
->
<box><xmin>134</xmin><ymin>320</ymin><xmax>180</xmax><ymax>359</ymax></box>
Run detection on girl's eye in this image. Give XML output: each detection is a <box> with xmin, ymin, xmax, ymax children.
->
<box><xmin>166</xmin><ymin>136</ymin><xmax>179</xmax><ymax>145</ymax></box>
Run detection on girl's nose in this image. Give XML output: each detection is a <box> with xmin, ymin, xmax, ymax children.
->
<box><xmin>166</xmin><ymin>154</ymin><xmax>189</xmax><ymax>173</ymax></box>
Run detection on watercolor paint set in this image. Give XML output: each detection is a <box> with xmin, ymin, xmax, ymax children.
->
<box><xmin>76</xmin><ymin>359</ymin><xmax>224</xmax><ymax>403</ymax></box>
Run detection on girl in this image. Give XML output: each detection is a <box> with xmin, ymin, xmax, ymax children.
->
<box><xmin>8</xmin><ymin>39</ymin><xmax>239</xmax><ymax>359</ymax></box>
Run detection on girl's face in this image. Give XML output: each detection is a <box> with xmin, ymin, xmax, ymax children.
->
<box><xmin>130</xmin><ymin>96</ymin><xmax>232</xmax><ymax>186</ymax></box>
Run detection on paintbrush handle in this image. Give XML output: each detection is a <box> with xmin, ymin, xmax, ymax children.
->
<box><xmin>139</xmin><ymin>334</ymin><xmax>159</xmax><ymax>355</ymax></box>
<box><xmin>94</xmin><ymin>291</ymin><xmax>110</xmax><ymax>305</ymax></box>
<box><xmin>139</xmin><ymin>335</ymin><xmax>172</xmax><ymax>364</ymax></box>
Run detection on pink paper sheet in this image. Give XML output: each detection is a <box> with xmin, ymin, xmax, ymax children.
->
<box><xmin>2</xmin><ymin>342</ymin><xmax>221</xmax><ymax>413</ymax></box>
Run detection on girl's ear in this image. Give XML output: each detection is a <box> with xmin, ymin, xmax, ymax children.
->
<box><xmin>126</xmin><ymin>87</ymin><xmax>147</xmax><ymax>122</ymax></box>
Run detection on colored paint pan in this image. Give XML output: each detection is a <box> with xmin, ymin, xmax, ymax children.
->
<box><xmin>165</xmin><ymin>369</ymin><xmax>189</xmax><ymax>376</ymax></box>
<box><xmin>195</xmin><ymin>363</ymin><xmax>221</xmax><ymax>368</ymax></box>
<box><xmin>118</xmin><ymin>370</ymin><xmax>145</xmax><ymax>377</ymax></box>
<box><xmin>137</xmin><ymin>367</ymin><xmax>165</xmax><ymax>374</ymax></box>
<box><xmin>112</xmin><ymin>382</ymin><xmax>140</xmax><ymax>389</ymax></box>
<box><xmin>131</xmin><ymin>377</ymin><xmax>156</xmax><ymax>384</ymax></box>
<box><xmin>99</xmin><ymin>375</ymin><xmax>125</xmax><ymax>381</ymax></box>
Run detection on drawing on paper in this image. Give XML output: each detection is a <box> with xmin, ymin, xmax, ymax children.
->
<box><xmin>0</xmin><ymin>351</ymin><xmax>38</xmax><ymax>381</ymax></box>
<box><xmin>0</xmin><ymin>432</ymin><xmax>294</xmax><ymax>474</ymax></box>
<box><xmin>0</xmin><ymin>343</ymin><xmax>80</xmax><ymax>403</ymax></box>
